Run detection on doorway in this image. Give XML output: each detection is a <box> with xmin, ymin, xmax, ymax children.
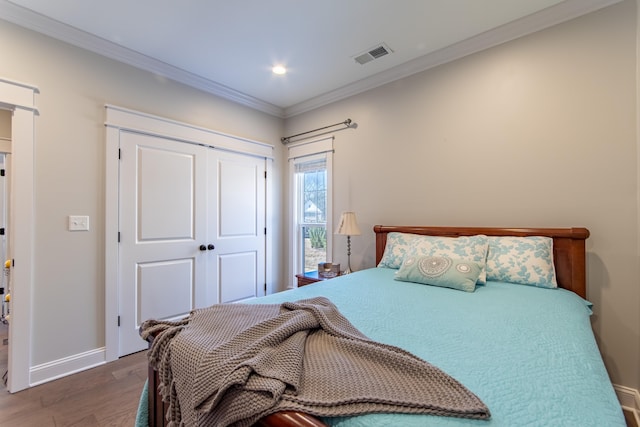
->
<box><xmin>0</xmin><ymin>77</ymin><xmax>38</xmax><ymax>392</ymax></box>
<box><xmin>0</xmin><ymin>114</ymin><xmax>10</xmax><ymax>386</ymax></box>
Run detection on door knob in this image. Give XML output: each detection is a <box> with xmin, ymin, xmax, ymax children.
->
<box><xmin>207</xmin><ymin>244</ymin><xmax>215</xmax><ymax>250</ymax></box>
<box><xmin>199</xmin><ymin>244</ymin><xmax>207</xmax><ymax>251</ymax></box>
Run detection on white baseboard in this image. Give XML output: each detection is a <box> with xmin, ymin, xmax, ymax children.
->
<box><xmin>29</xmin><ymin>347</ymin><xmax>106</xmax><ymax>386</ymax></box>
<box><xmin>615</xmin><ymin>384</ymin><xmax>640</xmax><ymax>424</ymax></box>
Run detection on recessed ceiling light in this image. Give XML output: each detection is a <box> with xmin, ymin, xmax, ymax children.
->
<box><xmin>272</xmin><ymin>65</ymin><xmax>287</xmax><ymax>75</ymax></box>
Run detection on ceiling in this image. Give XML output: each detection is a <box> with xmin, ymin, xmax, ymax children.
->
<box><xmin>0</xmin><ymin>0</ymin><xmax>621</xmax><ymax>118</ymax></box>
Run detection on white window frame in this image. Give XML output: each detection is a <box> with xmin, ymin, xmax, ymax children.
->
<box><xmin>288</xmin><ymin>136</ymin><xmax>333</xmax><ymax>287</ymax></box>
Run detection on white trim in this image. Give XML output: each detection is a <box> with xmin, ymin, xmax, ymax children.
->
<box><xmin>288</xmin><ymin>159</ymin><xmax>296</xmax><ymax>289</ymax></box>
<box><xmin>104</xmin><ymin>124</ymin><xmax>120</xmax><ymax>363</ymax></box>
<box><xmin>326</xmin><ymin>154</ymin><xmax>334</xmax><ymax>266</ymax></box>
<box><xmin>0</xmin><ymin>77</ymin><xmax>38</xmax><ymax>110</ymax></box>
<box><xmin>29</xmin><ymin>348</ymin><xmax>106</xmax><ymax>386</ymax></box>
<box><xmin>615</xmin><ymin>384</ymin><xmax>640</xmax><ymax>421</ymax></box>
<box><xmin>104</xmin><ymin>105</ymin><xmax>273</xmax><ymax>159</ymax></box>
<box><xmin>0</xmin><ymin>77</ymin><xmax>38</xmax><ymax>92</ymax></box>
<box><xmin>0</xmin><ymin>0</ymin><xmax>621</xmax><ymax>118</ymax></box>
<box><xmin>288</xmin><ymin>137</ymin><xmax>334</xmax><ymax>287</ymax></box>
<box><xmin>265</xmin><ymin>158</ymin><xmax>274</xmax><ymax>294</ymax></box>
<box><xmin>0</xmin><ymin>77</ymin><xmax>37</xmax><ymax>392</ymax></box>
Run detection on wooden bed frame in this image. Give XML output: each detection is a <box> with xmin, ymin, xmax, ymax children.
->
<box><xmin>145</xmin><ymin>225</ymin><xmax>590</xmax><ymax>426</ymax></box>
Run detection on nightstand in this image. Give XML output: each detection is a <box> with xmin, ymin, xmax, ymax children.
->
<box><xmin>295</xmin><ymin>271</ymin><xmax>339</xmax><ymax>287</ymax></box>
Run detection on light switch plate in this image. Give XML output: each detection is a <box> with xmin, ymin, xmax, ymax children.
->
<box><xmin>69</xmin><ymin>215</ymin><xmax>90</xmax><ymax>231</ymax></box>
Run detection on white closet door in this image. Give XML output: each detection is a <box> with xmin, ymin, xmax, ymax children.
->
<box><xmin>119</xmin><ymin>132</ymin><xmax>208</xmax><ymax>356</ymax></box>
<box><xmin>208</xmin><ymin>149</ymin><xmax>266</xmax><ymax>303</ymax></box>
<box><xmin>118</xmin><ymin>132</ymin><xmax>266</xmax><ymax>355</ymax></box>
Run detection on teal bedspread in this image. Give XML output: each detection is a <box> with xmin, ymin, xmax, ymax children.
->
<box><xmin>251</xmin><ymin>267</ymin><xmax>625</xmax><ymax>427</ymax></box>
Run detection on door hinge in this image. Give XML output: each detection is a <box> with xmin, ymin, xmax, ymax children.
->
<box><xmin>0</xmin><ymin>169</ymin><xmax>4</xmax><ymax>177</ymax></box>
<box><xmin>117</xmin><ymin>315</ymin><xmax>121</xmax><ymax>327</ymax></box>
<box><xmin>264</xmin><ymin>170</ymin><xmax>267</xmax><ymax>179</ymax></box>
<box><xmin>118</xmin><ymin>232</ymin><xmax>121</xmax><ymax>242</ymax></box>
<box><xmin>264</xmin><ymin>283</ymin><xmax>267</xmax><ymax>293</ymax></box>
<box><xmin>264</xmin><ymin>227</ymin><xmax>267</xmax><ymax>235</ymax></box>
<box><xmin>0</xmin><ymin>228</ymin><xmax>4</xmax><ymax>236</ymax></box>
<box><xmin>118</xmin><ymin>149</ymin><xmax>121</xmax><ymax>160</ymax></box>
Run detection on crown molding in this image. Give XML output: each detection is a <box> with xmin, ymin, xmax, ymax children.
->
<box><xmin>1</xmin><ymin>0</ymin><xmax>621</xmax><ymax>120</ymax></box>
<box><xmin>0</xmin><ymin>0</ymin><xmax>284</xmax><ymax>118</ymax></box>
<box><xmin>282</xmin><ymin>0</ymin><xmax>622</xmax><ymax>118</ymax></box>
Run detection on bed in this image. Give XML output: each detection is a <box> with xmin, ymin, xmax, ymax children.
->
<box><xmin>141</xmin><ymin>225</ymin><xmax>626</xmax><ymax>427</ymax></box>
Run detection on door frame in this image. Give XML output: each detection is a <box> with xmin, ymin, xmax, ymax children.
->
<box><xmin>104</xmin><ymin>105</ymin><xmax>273</xmax><ymax>361</ymax></box>
<box><xmin>0</xmin><ymin>77</ymin><xmax>38</xmax><ymax>392</ymax></box>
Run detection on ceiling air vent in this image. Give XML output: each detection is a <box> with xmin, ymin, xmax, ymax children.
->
<box><xmin>352</xmin><ymin>43</ymin><xmax>393</xmax><ymax>65</ymax></box>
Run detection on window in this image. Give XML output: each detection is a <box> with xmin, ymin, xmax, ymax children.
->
<box><xmin>296</xmin><ymin>157</ymin><xmax>327</xmax><ymax>272</ymax></box>
<box><xmin>288</xmin><ymin>137</ymin><xmax>333</xmax><ymax>280</ymax></box>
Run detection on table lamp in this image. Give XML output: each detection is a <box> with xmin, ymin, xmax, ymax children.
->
<box><xmin>335</xmin><ymin>211</ymin><xmax>361</xmax><ymax>274</ymax></box>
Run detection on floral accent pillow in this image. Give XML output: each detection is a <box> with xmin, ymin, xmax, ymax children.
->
<box><xmin>377</xmin><ymin>232</ymin><xmax>421</xmax><ymax>269</ymax></box>
<box><xmin>395</xmin><ymin>256</ymin><xmax>481</xmax><ymax>292</ymax></box>
<box><xmin>408</xmin><ymin>235</ymin><xmax>489</xmax><ymax>284</ymax></box>
<box><xmin>485</xmin><ymin>236</ymin><xmax>557</xmax><ymax>288</ymax></box>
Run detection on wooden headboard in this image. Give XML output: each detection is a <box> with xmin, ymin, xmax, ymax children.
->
<box><xmin>373</xmin><ymin>226</ymin><xmax>590</xmax><ymax>299</ymax></box>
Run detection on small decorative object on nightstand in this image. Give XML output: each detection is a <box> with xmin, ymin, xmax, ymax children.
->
<box><xmin>318</xmin><ymin>262</ymin><xmax>340</xmax><ymax>278</ymax></box>
<box><xmin>296</xmin><ymin>270</ymin><xmax>341</xmax><ymax>287</ymax></box>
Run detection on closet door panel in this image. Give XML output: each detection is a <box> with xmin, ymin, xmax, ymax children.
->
<box><xmin>220</xmin><ymin>159</ymin><xmax>258</xmax><ymax>235</ymax></box>
<box><xmin>138</xmin><ymin>147</ymin><xmax>195</xmax><ymax>240</ymax></box>
<box><xmin>119</xmin><ymin>132</ymin><xmax>206</xmax><ymax>356</ymax></box>
<box><xmin>219</xmin><ymin>252</ymin><xmax>258</xmax><ymax>303</ymax></box>
<box><xmin>138</xmin><ymin>259</ymin><xmax>193</xmax><ymax>322</ymax></box>
<box><xmin>209</xmin><ymin>149</ymin><xmax>266</xmax><ymax>303</ymax></box>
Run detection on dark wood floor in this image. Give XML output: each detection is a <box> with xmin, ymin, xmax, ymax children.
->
<box><xmin>0</xmin><ymin>321</ymin><xmax>148</xmax><ymax>426</ymax></box>
<box><xmin>0</xmin><ymin>321</ymin><xmax>637</xmax><ymax>427</ymax></box>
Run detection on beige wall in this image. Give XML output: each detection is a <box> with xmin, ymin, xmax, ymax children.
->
<box><xmin>0</xmin><ymin>20</ymin><xmax>284</xmax><ymax>366</ymax></box>
<box><xmin>284</xmin><ymin>1</ymin><xmax>640</xmax><ymax>390</ymax></box>
<box><xmin>0</xmin><ymin>110</ymin><xmax>9</xmax><ymax>138</ymax></box>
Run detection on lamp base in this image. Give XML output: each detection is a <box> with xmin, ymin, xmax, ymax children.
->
<box><xmin>343</xmin><ymin>245</ymin><xmax>354</xmax><ymax>275</ymax></box>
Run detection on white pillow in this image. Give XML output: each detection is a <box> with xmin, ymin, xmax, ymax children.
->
<box><xmin>485</xmin><ymin>236</ymin><xmax>557</xmax><ymax>288</ymax></box>
<box><xmin>377</xmin><ymin>232</ymin><xmax>421</xmax><ymax>269</ymax></box>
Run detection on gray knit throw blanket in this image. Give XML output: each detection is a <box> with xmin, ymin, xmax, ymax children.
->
<box><xmin>140</xmin><ymin>296</ymin><xmax>490</xmax><ymax>427</ymax></box>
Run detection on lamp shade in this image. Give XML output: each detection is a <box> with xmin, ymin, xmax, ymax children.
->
<box><xmin>335</xmin><ymin>211</ymin><xmax>361</xmax><ymax>236</ymax></box>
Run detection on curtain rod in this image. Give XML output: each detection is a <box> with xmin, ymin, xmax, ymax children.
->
<box><xmin>281</xmin><ymin>118</ymin><xmax>352</xmax><ymax>144</ymax></box>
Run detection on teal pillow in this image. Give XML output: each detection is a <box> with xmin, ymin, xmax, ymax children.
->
<box><xmin>408</xmin><ymin>235</ymin><xmax>489</xmax><ymax>284</ymax></box>
<box><xmin>394</xmin><ymin>256</ymin><xmax>482</xmax><ymax>292</ymax></box>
